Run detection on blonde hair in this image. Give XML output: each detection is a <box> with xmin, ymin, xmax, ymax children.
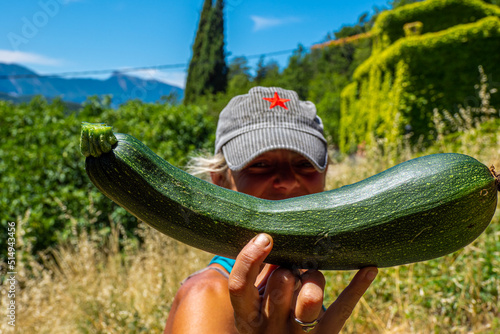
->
<box><xmin>186</xmin><ymin>152</ymin><xmax>228</xmax><ymax>182</ymax></box>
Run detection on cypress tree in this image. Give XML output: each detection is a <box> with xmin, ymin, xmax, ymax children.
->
<box><xmin>184</xmin><ymin>0</ymin><xmax>212</xmax><ymax>104</ymax></box>
<box><xmin>208</xmin><ymin>0</ymin><xmax>228</xmax><ymax>95</ymax></box>
<box><xmin>184</xmin><ymin>0</ymin><xmax>228</xmax><ymax>104</ymax></box>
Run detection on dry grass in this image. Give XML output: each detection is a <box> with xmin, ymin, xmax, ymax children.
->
<box><xmin>2</xmin><ymin>220</ymin><xmax>211</xmax><ymax>333</ymax></box>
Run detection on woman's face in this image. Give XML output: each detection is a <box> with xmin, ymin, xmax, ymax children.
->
<box><xmin>212</xmin><ymin>149</ymin><xmax>327</xmax><ymax>200</ymax></box>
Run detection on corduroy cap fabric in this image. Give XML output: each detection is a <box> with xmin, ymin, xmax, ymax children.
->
<box><xmin>215</xmin><ymin>86</ymin><xmax>328</xmax><ymax>172</ymax></box>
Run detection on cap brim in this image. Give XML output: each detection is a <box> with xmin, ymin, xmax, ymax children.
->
<box><xmin>222</xmin><ymin>127</ymin><xmax>328</xmax><ymax>172</ymax></box>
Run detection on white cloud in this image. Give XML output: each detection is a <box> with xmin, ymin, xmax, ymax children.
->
<box><xmin>131</xmin><ymin>69</ymin><xmax>186</xmax><ymax>89</ymax></box>
<box><xmin>250</xmin><ymin>15</ymin><xmax>301</xmax><ymax>31</ymax></box>
<box><xmin>0</xmin><ymin>49</ymin><xmax>63</xmax><ymax>66</ymax></box>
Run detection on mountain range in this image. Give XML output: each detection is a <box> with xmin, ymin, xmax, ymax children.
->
<box><xmin>0</xmin><ymin>63</ymin><xmax>184</xmax><ymax>106</ymax></box>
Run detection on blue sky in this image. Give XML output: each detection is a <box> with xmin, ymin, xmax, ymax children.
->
<box><xmin>1</xmin><ymin>0</ymin><xmax>390</xmax><ymax>88</ymax></box>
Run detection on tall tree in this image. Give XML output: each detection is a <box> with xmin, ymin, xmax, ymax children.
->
<box><xmin>206</xmin><ymin>0</ymin><xmax>228</xmax><ymax>96</ymax></box>
<box><xmin>184</xmin><ymin>0</ymin><xmax>228</xmax><ymax>104</ymax></box>
<box><xmin>184</xmin><ymin>0</ymin><xmax>212</xmax><ymax>105</ymax></box>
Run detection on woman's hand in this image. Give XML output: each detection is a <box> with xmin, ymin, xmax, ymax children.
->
<box><xmin>228</xmin><ymin>233</ymin><xmax>378</xmax><ymax>334</ymax></box>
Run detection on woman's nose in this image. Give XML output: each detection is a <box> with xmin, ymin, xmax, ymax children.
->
<box><xmin>272</xmin><ymin>166</ymin><xmax>299</xmax><ymax>192</ymax></box>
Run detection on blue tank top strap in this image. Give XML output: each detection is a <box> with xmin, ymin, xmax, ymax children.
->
<box><xmin>209</xmin><ymin>255</ymin><xmax>236</xmax><ymax>274</ymax></box>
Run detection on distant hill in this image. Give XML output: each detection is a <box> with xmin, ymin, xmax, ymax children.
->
<box><xmin>0</xmin><ymin>63</ymin><xmax>184</xmax><ymax>106</ymax></box>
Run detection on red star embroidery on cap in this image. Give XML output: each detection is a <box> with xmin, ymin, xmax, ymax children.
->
<box><xmin>263</xmin><ymin>92</ymin><xmax>290</xmax><ymax>110</ymax></box>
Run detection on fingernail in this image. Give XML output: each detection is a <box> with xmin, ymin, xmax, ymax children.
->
<box><xmin>365</xmin><ymin>269</ymin><xmax>378</xmax><ymax>281</ymax></box>
<box><xmin>253</xmin><ymin>234</ymin><xmax>271</xmax><ymax>247</ymax></box>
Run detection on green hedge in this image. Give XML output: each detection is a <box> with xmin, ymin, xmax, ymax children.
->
<box><xmin>0</xmin><ymin>97</ymin><xmax>216</xmax><ymax>259</ymax></box>
<box><xmin>372</xmin><ymin>0</ymin><xmax>500</xmax><ymax>52</ymax></box>
<box><xmin>340</xmin><ymin>16</ymin><xmax>500</xmax><ymax>153</ymax></box>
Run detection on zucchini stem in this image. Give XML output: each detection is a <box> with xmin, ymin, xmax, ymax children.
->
<box><xmin>80</xmin><ymin>122</ymin><xmax>118</xmax><ymax>157</ymax></box>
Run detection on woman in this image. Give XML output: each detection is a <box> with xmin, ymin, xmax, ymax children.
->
<box><xmin>164</xmin><ymin>87</ymin><xmax>378</xmax><ymax>333</ymax></box>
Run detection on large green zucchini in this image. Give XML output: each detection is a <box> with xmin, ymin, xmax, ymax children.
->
<box><xmin>81</xmin><ymin>123</ymin><xmax>498</xmax><ymax>270</ymax></box>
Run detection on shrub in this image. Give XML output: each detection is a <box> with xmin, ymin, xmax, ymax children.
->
<box><xmin>340</xmin><ymin>16</ymin><xmax>500</xmax><ymax>153</ymax></box>
<box><xmin>0</xmin><ymin>97</ymin><xmax>216</xmax><ymax>259</ymax></box>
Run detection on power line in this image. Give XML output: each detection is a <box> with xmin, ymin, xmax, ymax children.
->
<box><xmin>239</xmin><ymin>48</ymin><xmax>298</xmax><ymax>60</ymax></box>
<box><xmin>0</xmin><ymin>47</ymin><xmax>305</xmax><ymax>80</ymax></box>
<box><xmin>0</xmin><ymin>62</ymin><xmax>187</xmax><ymax>80</ymax></box>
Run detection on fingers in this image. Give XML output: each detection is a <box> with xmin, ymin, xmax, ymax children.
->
<box><xmin>319</xmin><ymin>267</ymin><xmax>378</xmax><ymax>333</ymax></box>
<box><xmin>229</xmin><ymin>235</ymin><xmax>378</xmax><ymax>334</ymax></box>
<box><xmin>228</xmin><ymin>234</ymin><xmax>273</xmax><ymax>332</ymax></box>
<box><xmin>293</xmin><ymin>270</ymin><xmax>325</xmax><ymax>327</ymax></box>
<box><xmin>260</xmin><ymin>267</ymin><xmax>297</xmax><ymax>331</ymax></box>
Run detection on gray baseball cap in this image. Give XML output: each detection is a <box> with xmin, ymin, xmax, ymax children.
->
<box><xmin>215</xmin><ymin>86</ymin><xmax>328</xmax><ymax>172</ymax></box>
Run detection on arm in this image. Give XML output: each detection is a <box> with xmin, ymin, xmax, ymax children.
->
<box><xmin>164</xmin><ymin>266</ymin><xmax>238</xmax><ymax>334</ymax></box>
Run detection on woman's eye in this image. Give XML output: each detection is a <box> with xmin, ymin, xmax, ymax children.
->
<box><xmin>244</xmin><ymin>161</ymin><xmax>274</xmax><ymax>174</ymax></box>
<box><xmin>297</xmin><ymin>160</ymin><xmax>314</xmax><ymax>168</ymax></box>
<box><xmin>295</xmin><ymin>160</ymin><xmax>316</xmax><ymax>172</ymax></box>
<box><xmin>249</xmin><ymin>162</ymin><xmax>269</xmax><ymax>168</ymax></box>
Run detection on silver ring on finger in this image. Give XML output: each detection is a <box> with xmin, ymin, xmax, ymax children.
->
<box><xmin>294</xmin><ymin>317</ymin><xmax>319</xmax><ymax>333</ymax></box>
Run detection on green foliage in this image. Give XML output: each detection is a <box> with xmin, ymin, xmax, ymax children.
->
<box><xmin>252</xmin><ymin>58</ymin><xmax>282</xmax><ymax>88</ymax></box>
<box><xmin>279</xmin><ymin>45</ymin><xmax>314</xmax><ymax>99</ymax></box>
<box><xmin>307</xmin><ymin>44</ymin><xmax>361</xmax><ymax>144</ymax></box>
<box><xmin>228</xmin><ymin>56</ymin><xmax>252</xmax><ymax>81</ymax></box>
<box><xmin>0</xmin><ymin>96</ymin><xmax>216</xmax><ymax>260</ymax></box>
<box><xmin>308</xmin><ymin>72</ymin><xmax>349</xmax><ymax>144</ymax></box>
<box><xmin>372</xmin><ymin>0</ymin><xmax>500</xmax><ymax>52</ymax></box>
<box><xmin>340</xmin><ymin>16</ymin><xmax>500</xmax><ymax>153</ymax></box>
<box><xmin>254</xmin><ymin>56</ymin><xmax>279</xmax><ymax>85</ymax></box>
<box><xmin>225</xmin><ymin>57</ymin><xmax>253</xmax><ymax>98</ymax></box>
